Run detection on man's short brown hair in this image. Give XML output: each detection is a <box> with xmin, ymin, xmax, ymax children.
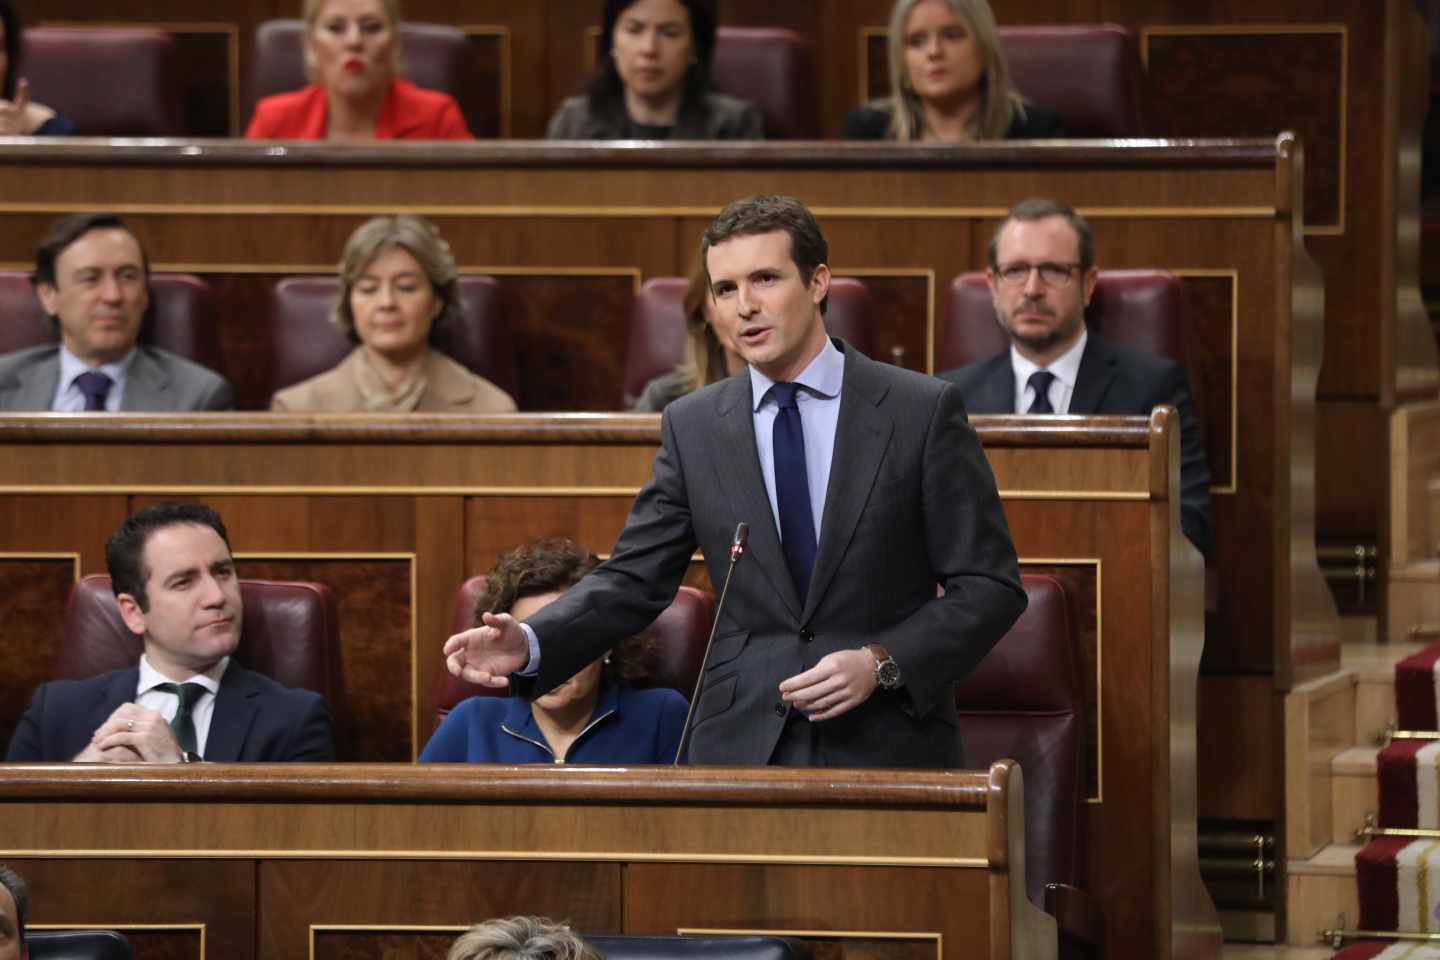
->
<box><xmin>700</xmin><ymin>195</ymin><xmax>829</xmax><ymax>314</ymax></box>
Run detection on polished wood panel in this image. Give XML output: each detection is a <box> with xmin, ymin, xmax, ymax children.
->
<box><xmin>16</xmin><ymin>858</ymin><xmax>255</xmax><ymax>960</ymax></box>
<box><xmin>0</xmin><ymin>558</ymin><xmax>75</xmax><ymax>749</ymax></box>
<box><xmin>1196</xmin><ymin>675</ymin><xmax>1280</xmax><ymax>821</ymax></box>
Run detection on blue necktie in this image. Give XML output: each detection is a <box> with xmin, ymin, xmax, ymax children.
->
<box><xmin>1026</xmin><ymin>370</ymin><xmax>1056</xmax><ymax>414</ymax></box>
<box><xmin>770</xmin><ymin>382</ymin><xmax>817</xmax><ymax>603</ymax></box>
<box><xmin>74</xmin><ymin>370</ymin><xmax>113</xmax><ymax>411</ymax></box>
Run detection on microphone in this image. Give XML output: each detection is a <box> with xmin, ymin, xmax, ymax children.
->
<box><xmin>674</xmin><ymin>522</ymin><xmax>748</xmax><ymax>765</ymax></box>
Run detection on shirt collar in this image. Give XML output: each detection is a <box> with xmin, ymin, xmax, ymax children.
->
<box><xmin>136</xmin><ymin>653</ymin><xmax>229</xmax><ymax>697</ymax></box>
<box><xmin>749</xmin><ymin>336</ymin><xmax>845</xmax><ymax>412</ymax></box>
<box><xmin>505</xmin><ymin>681</ymin><xmax>623</xmax><ymax>736</ymax></box>
<box><xmin>1009</xmin><ymin>326</ymin><xmax>1088</xmax><ymax>390</ymax></box>
<box><xmin>58</xmin><ymin>343</ymin><xmax>137</xmax><ymax>390</ymax></box>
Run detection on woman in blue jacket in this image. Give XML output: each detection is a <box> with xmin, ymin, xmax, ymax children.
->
<box><xmin>421</xmin><ymin>538</ymin><xmax>688</xmax><ymax>765</ymax></box>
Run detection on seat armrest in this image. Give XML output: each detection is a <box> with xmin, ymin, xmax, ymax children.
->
<box><xmin>1044</xmin><ymin>882</ymin><xmax>1105</xmax><ymax>956</ymax></box>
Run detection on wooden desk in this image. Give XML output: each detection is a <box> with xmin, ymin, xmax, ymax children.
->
<box><xmin>0</xmin><ymin>410</ymin><xmax>1218</xmax><ymax>960</ymax></box>
<box><xmin>2</xmin><ymin>761</ymin><xmax>1052</xmax><ymax>960</ymax></box>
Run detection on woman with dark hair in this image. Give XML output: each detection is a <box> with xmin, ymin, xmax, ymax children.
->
<box><xmin>271</xmin><ymin>215</ymin><xmax>515</xmax><ymax>412</ymax></box>
<box><xmin>634</xmin><ymin>257</ymin><xmax>743</xmax><ymax>412</ymax></box>
<box><xmin>0</xmin><ymin>0</ymin><xmax>74</xmax><ymax>136</ymax></box>
<box><xmin>421</xmin><ymin>538</ymin><xmax>688</xmax><ymax>764</ymax></box>
<box><xmin>842</xmin><ymin>0</ymin><xmax>1061</xmax><ymax>142</ymax></box>
<box><xmin>546</xmin><ymin>0</ymin><xmax>762</xmax><ymax>140</ymax></box>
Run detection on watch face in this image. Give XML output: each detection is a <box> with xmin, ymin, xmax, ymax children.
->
<box><xmin>877</xmin><ymin>658</ymin><xmax>902</xmax><ymax>689</ymax></box>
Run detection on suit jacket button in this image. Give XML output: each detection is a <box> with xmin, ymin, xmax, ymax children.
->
<box><xmin>774</xmin><ymin>701</ymin><xmax>787</xmax><ymax>717</ymax></box>
<box><xmin>799</xmin><ymin>628</ymin><xmax>814</xmax><ymax>643</ymax></box>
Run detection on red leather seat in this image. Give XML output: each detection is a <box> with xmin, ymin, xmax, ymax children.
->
<box><xmin>998</xmin><ymin>25</ymin><xmax>1142</xmax><ymax>137</ymax></box>
<box><xmin>56</xmin><ymin>573</ymin><xmax>347</xmax><ymax>752</ymax></box>
<box><xmin>435</xmin><ymin>577</ymin><xmax>715</xmax><ymax>725</ymax></box>
<box><xmin>23</xmin><ymin>28</ymin><xmax>185</xmax><ymax>136</ymax></box>
<box><xmin>939</xmin><ymin>269</ymin><xmax>1189</xmax><ymax>372</ymax></box>
<box><xmin>0</xmin><ymin>272</ymin><xmax>222</xmax><ymax>371</ymax></box>
<box><xmin>621</xmin><ymin>276</ymin><xmax>879</xmax><ymax>410</ymax></box>
<box><xmin>712</xmin><ymin>28</ymin><xmax>819</xmax><ymax>139</ymax></box>
<box><xmin>264</xmin><ymin>275</ymin><xmax>518</xmax><ymax>402</ymax></box>
<box><xmin>246</xmin><ymin>20</ymin><xmax>488</xmax><ymax>136</ymax></box>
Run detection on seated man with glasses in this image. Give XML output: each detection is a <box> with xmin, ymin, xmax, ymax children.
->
<box><xmin>939</xmin><ymin>197</ymin><xmax>1212</xmax><ymax>557</ymax></box>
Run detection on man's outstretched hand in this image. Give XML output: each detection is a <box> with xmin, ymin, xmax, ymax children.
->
<box><xmin>443</xmin><ymin>611</ymin><xmax>529</xmax><ymax>687</ymax></box>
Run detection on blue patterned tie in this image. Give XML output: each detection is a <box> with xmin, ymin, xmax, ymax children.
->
<box><xmin>74</xmin><ymin>370</ymin><xmax>113</xmax><ymax>411</ymax></box>
<box><xmin>1026</xmin><ymin>370</ymin><xmax>1056</xmax><ymax>414</ymax></box>
<box><xmin>770</xmin><ymin>382</ymin><xmax>817</xmax><ymax>603</ymax></box>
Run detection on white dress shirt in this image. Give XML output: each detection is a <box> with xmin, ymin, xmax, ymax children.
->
<box><xmin>134</xmin><ymin>654</ymin><xmax>229</xmax><ymax>757</ymax></box>
<box><xmin>1009</xmin><ymin>328</ymin><xmax>1087</xmax><ymax>414</ymax></box>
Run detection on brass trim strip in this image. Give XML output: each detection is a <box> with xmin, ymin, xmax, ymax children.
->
<box><xmin>0</xmin><ymin>552</ymin><xmax>81</xmax><ymax>583</ymax></box>
<box><xmin>0</xmin><ymin>849</ymin><xmax>986</xmax><ymax>867</ymax></box>
<box><xmin>995</xmin><ymin>491</ymin><xmax>1147</xmax><ymax>501</ymax></box>
<box><xmin>0</xmin><ymin>486</ymin><xmax>1147</xmax><ymax>501</ymax></box>
<box><xmin>1139</xmin><ymin>23</ymin><xmax>1348</xmax><ymax>233</ymax></box>
<box><xmin>1020</xmin><ymin>558</ymin><xmax>1103</xmax><ymax>804</ymax></box>
<box><xmin>1171</xmin><ymin>268</ymin><xmax>1240</xmax><ymax>494</ymax></box>
<box><xmin>0</xmin><ymin>202</ymin><xmax>1281</xmax><ymax>220</ymax></box>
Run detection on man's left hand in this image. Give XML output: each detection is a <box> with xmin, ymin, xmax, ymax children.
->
<box><xmin>90</xmin><ymin>704</ymin><xmax>184</xmax><ymax>763</ymax></box>
<box><xmin>778</xmin><ymin>649</ymin><xmax>877</xmax><ymax>721</ymax></box>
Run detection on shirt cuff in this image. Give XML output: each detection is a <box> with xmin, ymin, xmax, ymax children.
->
<box><xmin>516</xmin><ymin>622</ymin><xmax>540</xmax><ymax>677</ymax></box>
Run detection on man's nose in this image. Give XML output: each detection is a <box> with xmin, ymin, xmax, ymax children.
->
<box><xmin>735</xmin><ymin>285</ymin><xmax>758</xmax><ymax>316</ymax></box>
<box><xmin>198</xmin><ymin>574</ymin><xmax>227</xmax><ymax>606</ymax></box>
<box><xmin>98</xmin><ymin>274</ymin><xmax>123</xmax><ymax>302</ymax></box>
<box><xmin>1022</xmin><ymin>268</ymin><xmax>1045</xmax><ymax>296</ymax></box>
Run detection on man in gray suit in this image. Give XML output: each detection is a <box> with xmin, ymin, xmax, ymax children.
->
<box><xmin>0</xmin><ymin>213</ymin><xmax>233</xmax><ymax>411</ymax></box>
<box><xmin>447</xmin><ymin>195</ymin><xmax>1025</xmax><ymax>768</ymax></box>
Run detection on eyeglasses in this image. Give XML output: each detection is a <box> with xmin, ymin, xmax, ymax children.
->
<box><xmin>992</xmin><ymin>262</ymin><xmax>1085</xmax><ymax>288</ymax></box>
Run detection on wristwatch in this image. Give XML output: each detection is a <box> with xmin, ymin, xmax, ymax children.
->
<box><xmin>865</xmin><ymin>643</ymin><xmax>902</xmax><ymax>690</ymax></box>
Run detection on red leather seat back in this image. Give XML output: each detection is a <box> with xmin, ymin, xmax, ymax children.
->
<box><xmin>23</xmin><ymin>28</ymin><xmax>185</xmax><ymax>136</ymax></box>
<box><xmin>435</xmin><ymin>577</ymin><xmax>715</xmax><ymax>725</ymax></box>
<box><xmin>998</xmin><ymin>25</ymin><xmax>1142</xmax><ymax>137</ymax></box>
<box><xmin>622</xmin><ymin>277</ymin><xmax>879</xmax><ymax>409</ymax></box>
<box><xmin>56</xmin><ymin>574</ymin><xmax>347</xmax><ymax>749</ymax></box>
<box><xmin>246</xmin><ymin>20</ymin><xmax>487</xmax><ymax>136</ymax></box>
<box><xmin>939</xmin><ymin>269</ymin><xmax>1187</xmax><ymax>371</ymax></box>
<box><xmin>954</xmin><ymin>573</ymin><xmax>1083</xmax><ymax>905</ymax></box>
<box><xmin>712</xmin><ymin>28</ymin><xmax>819</xmax><ymax>139</ymax></box>
<box><xmin>265</xmin><ymin>275</ymin><xmax>517</xmax><ymax>401</ymax></box>
<box><xmin>0</xmin><ymin>272</ymin><xmax>221</xmax><ymax>371</ymax></box>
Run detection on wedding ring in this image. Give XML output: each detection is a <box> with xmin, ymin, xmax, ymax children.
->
<box><xmin>126</xmin><ymin>719</ymin><xmax>135</xmax><ymax>731</ymax></box>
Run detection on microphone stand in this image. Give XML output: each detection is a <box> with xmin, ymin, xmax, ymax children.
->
<box><xmin>673</xmin><ymin>522</ymin><xmax>748</xmax><ymax>765</ymax></box>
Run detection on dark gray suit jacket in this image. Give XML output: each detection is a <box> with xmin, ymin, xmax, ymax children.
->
<box><xmin>939</xmin><ymin>333</ymin><xmax>1213</xmax><ymax>557</ymax></box>
<box><xmin>5</xmin><ymin>662</ymin><xmax>334</xmax><ymax>762</ymax></box>
<box><xmin>524</xmin><ymin>340</ymin><xmax>1026</xmax><ymax>768</ymax></box>
<box><xmin>0</xmin><ymin>344</ymin><xmax>234</xmax><ymax>411</ymax></box>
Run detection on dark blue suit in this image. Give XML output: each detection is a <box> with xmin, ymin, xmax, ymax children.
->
<box><xmin>5</xmin><ymin>663</ymin><xmax>335</xmax><ymax>762</ymax></box>
<box><xmin>939</xmin><ymin>333</ymin><xmax>1214</xmax><ymax>557</ymax></box>
<box><xmin>419</xmin><ymin>684</ymin><xmax>687</xmax><ymax>764</ymax></box>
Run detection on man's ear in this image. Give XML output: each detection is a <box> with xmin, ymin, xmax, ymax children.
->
<box><xmin>116</xmin><ymin>593</ymin><xmax>148</xmax><ymax>638</ymax></box>
<box><xmin>1081</xmin><ymin>265</ymin><xmax>1099</xmax><ymax>307</ymax></box>
<box><xmin>35</xmin><ymin>281</ymin><xmax>59</xmax><ymax>318</ymax></box>
<box><xmin>809</xmin><ymin>263</ymin><xmax>831</xmax><ymax>305</ymax></box>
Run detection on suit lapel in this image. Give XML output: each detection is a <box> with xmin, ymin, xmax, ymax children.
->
<box><xmin>971</xmin><ymin>354</ymin><xmax>1016</xmax><ymax>413</ymax></box>
<box><xmin>120</xmin><ymin>349</ymin><xmax>171</xmax><ymax>412</ymax></box>
<box><xmin>1068</xmin><ymin>335</ymin><xmax>1116</xmax><ymax>414</ymax></box>
<box><xmin>713</xmin><ymin>376</ymin><xmax>804</xmax><ymax>621</ymax></box>
<box><xmin>2</xmin><ymin>350</ymin><xmax>62</xmax><ymax>410</ymax></box>
<box><xmin>88</xmin><ymin>667</ymin><xmax>139</xmax><ymax>734</ymax></box>
<box><xmin>204</xmin><ymin>664</ymin><xmax>259</xmax><ymax>761</ymax></box>
<box><xmin>803</xmin><ymin>346</ymin><xmax>892</xmax><ymax>622</ymax></box>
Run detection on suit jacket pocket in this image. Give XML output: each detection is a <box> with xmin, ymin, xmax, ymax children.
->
<box><xmin>693</xmin><ymin>672</ymin><xmax>738</xmax><ymax>726</ymax></box>
<box><xmin>706</xmin><ymin>628</ymin><xmax>749</xmax><ymax>670</ymax></box>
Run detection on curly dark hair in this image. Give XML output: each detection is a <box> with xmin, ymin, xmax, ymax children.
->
<box><xmin>474</xmin><ymin>537</ymin><xmax>659</xmax><ymax>685</ymax></box>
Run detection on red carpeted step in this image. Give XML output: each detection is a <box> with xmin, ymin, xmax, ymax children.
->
<box><xmin>1332</xmin><ymin>943</ymin><xmax>1394</xmax><ymax>959</ymax></box>
<box><xmin>1396</xmin><ymin>643</ymin><xmax>1440</xmax><ymax>731</ymax></box>
<box><xmin>1334</xmin><ymin>944</ymin><xmax>1440</xmax><ymax>959</ymax></box>
<box><xmin>1379</xmin><ymin>739</ymin><xmax>1426</xmax><ymax>829</ymax></box>
<box><xmin>1357</xmin><ymin>837</ymin><xmax>1414</xmax><ymax>931</ymax></box>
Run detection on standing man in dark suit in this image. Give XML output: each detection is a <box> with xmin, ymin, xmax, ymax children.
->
<box><xmin>446</xmin><ymin>195</ymin><xmax>1025</xmax><ymax>768</ymax></box>
<box><xmin>939</xmin><ymin>197</ymin><xmax>1213</xmax><ymax>557</ymax></box>
<box><xmin>0</xmin><ymin>213</ymin><xmax>233</xmax><ymax>412</ymax></box>
<box><xmin>6</xmin><ymin>503</ymin><xmax>333</xmax><ymax>763</ymax></box>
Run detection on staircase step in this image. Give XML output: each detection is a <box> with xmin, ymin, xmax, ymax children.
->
<box><xmin>1333</xmin><ymin>746</ymin><xmax>1379</xmax><ymax>845</ymax></box>
<box><xmin>1288</xmin><ymin>844</ymin><xmax>1361</xmax><ymax>946</ymax></box>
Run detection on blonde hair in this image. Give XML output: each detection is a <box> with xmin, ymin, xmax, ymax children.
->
<box><xmin>301</xmin><ymin>0</ymin><xmax>403</xmax><ymax>83</ymax></box>
<box><xmin>447</xmin><ymin>917</ymin><xmax>602</xmax><ymax>960</ymax></box>
<box><xmin>882</xmin><ymin>0</ymin><xmax>1026</xmax><ymax>142</ymax></box>
<box><xmin>672</xmin><ymin>258</ymin><xmax>733</xmax><ymax>395</ymax></box>
<box><xmin>333</xmin><ymin>214</ymin><xmax>459</xmax><ymax>343</ymax></box>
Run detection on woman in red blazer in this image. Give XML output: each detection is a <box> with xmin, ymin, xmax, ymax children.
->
<box><xmin>246</xmin><ymin>0</ymin><xmax>472</xmax><ymax>141</ymax></box>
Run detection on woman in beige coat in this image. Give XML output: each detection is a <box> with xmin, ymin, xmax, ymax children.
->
<box><xmin>271</xmin><ymin>215</ymin><xmax>516</xmax><ymax>413</ymax></box>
